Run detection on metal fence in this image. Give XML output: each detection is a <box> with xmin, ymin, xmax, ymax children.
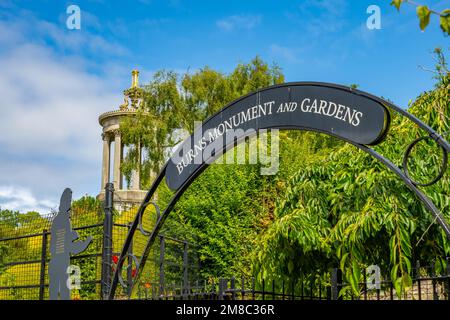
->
<box><xmin>333</xmin><ymin>260</ymin><xmax>450</xmax><ymax>300</ymax></box>
<box><xmin>0</xmin><ymin>209</ymin><xmax>104</xmax><ymax>300</ymax></box>
<box><xmin>0</xmin><ymin>186</ymin><xmax>199</xmax><ymax>300</ymax></box>
<box><xmin>136</xmin><ymin>275</ymin><xmax>331</xmax><ymax>300</ymax></box>
<box><xmin>1</xmin><ymin>187</ymin><xmax>449</xmax><ymax>300</ymax></box>
<box><xmin>110</xmin><ymin>230</ymin><xmax>201</xmax><ymax>299</ymax></box>
<box><xmin>134</xmin><ymin>260</ymin><xmax>450</xmax><ymax>301</ymax></box>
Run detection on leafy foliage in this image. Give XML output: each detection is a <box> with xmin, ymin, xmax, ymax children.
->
<box><xmin>0</xmin><ymin>197</ymin><xmax>103</xmax><ymax>300</ymax></box>
<box><xmin>1</xmin><ymin>52</ymin><xmax>449</xmax><ymax>300</ymax></box>
<box><xmin>157</xmin><ymin>162</ymin><xmax>267</xmax><ymax>279</ymax></box>
<box><xmin>390</xmin><ymin>0</ymin><xmax>449</xmax><ymax>35</ymax></box>
<box><xmin>417</xmin><ymin>6</ymin><xmax>432</xmax><ymax>31</ymax></box>
<box><xmin>254</xmin><ymin>51</ymin><xmax>450</xmax><ymax>297</ymax></box>
<box><xmin>119</xmin><ymin>56</ymin><xmax>284</xmax><ymax>187</ymax></box>
<box><xmin>118</xmin><ymin>52</ymin><xmax>450</xmax><ymax>299</ymax></box>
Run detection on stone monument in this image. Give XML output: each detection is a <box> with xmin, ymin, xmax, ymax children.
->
<box><xmin>97</xmin><ymin>70</ymin><xmax>147</xmax><ymax>211</ymax></box>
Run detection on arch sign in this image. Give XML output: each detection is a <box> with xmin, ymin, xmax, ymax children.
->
<box><xmin>166</xmin><ymin>83</ymin><xmax>389</xmax><ymax>191</ymax></box>
<box><xmin>108</xmin><ymin>82</ymin><xmax>450</xmax><ymax>299</ymax></box>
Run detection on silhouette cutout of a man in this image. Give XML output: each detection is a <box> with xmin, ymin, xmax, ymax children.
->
<box><xmin>49</xmin><ymin>188</ymin><xmax>92</xmax><ymax>300</ymax></box>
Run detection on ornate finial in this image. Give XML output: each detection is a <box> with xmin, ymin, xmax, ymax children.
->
<box><xmin>120</xmin><ymin>69</ymin><xmax>143</xmax><ymax>110</ymax></box>
<box><xmin>131</xmin><ymin>70</ymin><xmax>139</xmax><ymax>88</ymax></box>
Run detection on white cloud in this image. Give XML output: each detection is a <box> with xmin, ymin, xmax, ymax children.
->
<box><xmin>0</xmin><ymin>11</ymin><xmax>126</xmax><ymax>212</ymax></box>
<box><xmin>216</xmin><ymin>14</ymin><xmax>262</xmax><ymax>32</ymax></box>
<box><xmin>285</xmin><ymin>0</ymin><xmax>347</xmax><ymax>37</ymax></box>
<box><xmin>269</xmin><ymin>44</ymin><xmax>301</xmax><ymax>63</ymax></box>
<box><xmin>0</xmin><ymin>186</ymin><xmax>57</xmax><ymax>213</ymax></box>
<box><xmin>38</xmin><ymin>18</ymin><xmax>129</xmax><ymax>57</ymax></box>
<box><xmin>0</xmin><ymin>43</ymin><xmax>120</xmax><ymax>162</ymax></box>
<box><xmin>350</xmin><ymin>22</ymin><xmax>378</xmax><ymax>45</ymax></box>
<box><xmin>297</xmin><ymin>0</ymin><xmax>347</xmax><ymax>17</ymax></box>
<box><xmin>0</xmin><ymin>9</ymin><xmax>129</xmax><ymax>57</ymax></box>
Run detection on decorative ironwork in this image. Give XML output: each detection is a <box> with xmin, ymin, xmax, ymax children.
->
<box><xmin>117</xmin><ymin>253</ymin><xmax>140</xmax><ymax>289</ymax></box>
<box><xmin>107</xmin><ymin>82</ymin><xmax>450</xmax><ymax>300</ymax></box>
<box><xmin>402</xmin><ymin>134</ymin><xmax>448</xmax><ymax>187</ymax></box>
<box><xmin>165</xmin><ymin>82</ymin><xmax>391</xmax><ymax>191</ymax></box>
<box><xmin>138</xmin><ymin>201</ymin><xmax>161</xmax><ymax>236</ymax></box>
<box><xmin>135</xmin><ymin>262</ymin><xmax>450</xmax><ymax>301</ymax></box>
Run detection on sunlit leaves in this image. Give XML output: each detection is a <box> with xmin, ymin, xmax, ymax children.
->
<box><xmin>255</xmin><ymin>65</ymin><xmax>449</xmax><ymax>297</ymax></box>
<box><xmin>391</xmin><ymin>0</ymin><xmax>403</xmax><ymax>11</ymax></box>
<box><xmin>390</xmin><ymin>1</ymin><xmax>449</xmax><ymax>35</ymax></box>
<box><xmin>417</xmin><ymin>6</ymin><xmax>431</xmax><ymax>31</ymax></box>
<box><xmin>440</xmin><ymin>10</ymin><xmax>450</xmax><ymax>35</ymax></box>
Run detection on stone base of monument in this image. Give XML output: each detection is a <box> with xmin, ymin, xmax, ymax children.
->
<box><xmin>97</xmin><ymin>189</ymin><xmax>147</xmax><ymax>212</ymax></box>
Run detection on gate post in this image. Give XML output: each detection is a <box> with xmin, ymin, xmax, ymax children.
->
<box><xmin>159</xmin><ymin>235</ymin><xmax>165</xmax><ymax>297</ymax></box>
<box><xmin>183</xmin><ymin>240</ymin><xmax>188</xmax><ymax>299</ymax></box>
<box><xmin>38</xmin><ymin>229</ymin><xmax>48</xmax><ymax>300</ymax></box>
<box><xmin>218</xmin><ymin>278</ymin><xmax>227</xmax><ymax>300</ymax></box>
<box><xmin>446</xmin><ymin>257</ymin><xmax>450</xmax><ymax>301</ymax></box>
<box><xmin>101</xmin><ymin>182</ymin><xmax>114</xmax><ymax>299</ymax></box>
<box><xmin>331</xmin><ymin>268</ymin><xmax>342</xmax><ymax>300</ymax></box>
<box><xmin>127</xmin><ymin>223</ymin><xmax>133</xmax><ymax>296</ymax></box>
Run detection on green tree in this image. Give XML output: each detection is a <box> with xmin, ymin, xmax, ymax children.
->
<box><xmin>119</xmin><ymin>56</ymin><xmax>284</xmax><ymax>187</ymax></box>
<box><xmin>254</xmin><ymin>49</ymin><xmax>450</xmax><ymax>297</ymax></box>
<box><xmin>119</xmin><ymin>50</ymin><xmax>448</xmax><ymax>299</ymax></box>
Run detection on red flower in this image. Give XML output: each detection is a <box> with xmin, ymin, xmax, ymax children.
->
<box><xmin>112</xmin><ymin>255</ymin><xmax>119</xmax><ymax>264</ymax></box>
<box><xmin>131</xmin><ymin>268</ymin><xmax>137</xmax><ymax>278</ymax></box>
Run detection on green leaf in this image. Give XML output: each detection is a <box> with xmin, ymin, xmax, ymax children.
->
<box><xmin>288</xmin><ymin>260</ymin><xmax>294</xmax><ymax>274</ymax></box>
<box><xmin>402</xmin><ymin>274</ymin><xmax>412</xmax><ymax>289</ymax></box>
<box><xmin>348</xmin><ymin>273</ymin><xmax>359</xmax><ymax>296</ymax></box>
<box><xmin>340</xmin><ymin>252</ymin><xmax>349</xmax><ymax>271</ymax></box>
<box><xmin>352</xmin><ymin>260</ymin><xmax>361</xmax><ymax>283</ymax></box>
<box><xmin>391</xmin><ymin>0</ymin><xmax>403</xmax><ymax>11</ymax></box>
<box><xmin>394</xmin><ymin>277</ymin><xmax>403</xmax><ymax>298</ymax></box>
<box><xmin>440</xmin><ymin>10</ymin><xmax>450</xmax><ymax>35</ymax></box>
<box><xmin>404</xmin><ymin>257</ymin><xmax>412</xmax><ymax>274</ymax></box>
<box><xmin>417</xmin><ymin>6</ymin><xmax>431</xmax><ymax>31</ymax></box>
<box><xmin>391</xmin><ymin>264</ymin><xmax>399</xmax><ymax>281</ymax></box>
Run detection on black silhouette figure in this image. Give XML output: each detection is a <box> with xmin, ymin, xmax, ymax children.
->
<box><xmin>49</xmin><ymin>188</ymin><xmax>92</xmax><ymax>300</ymax></box>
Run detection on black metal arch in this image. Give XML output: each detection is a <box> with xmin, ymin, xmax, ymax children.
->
<box><xmin>108</xmin><ymin>82</ymin><xmax>450</xmax><ymax>299</ymax></box>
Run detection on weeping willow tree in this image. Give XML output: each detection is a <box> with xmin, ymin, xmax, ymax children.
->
<box><xmin>253</xmin><ymin>48</ymin><xmax>450</xmax><ymax>297</ymax></box>
<box><xmin>118</xmin><ymin>51</ymin><xmax>448</xmax><ymax>298</ymax></box>
<box><xmin>119</xmin><ymin>57</ymin><xmax>284</xmax><ymax>188</ymax></box>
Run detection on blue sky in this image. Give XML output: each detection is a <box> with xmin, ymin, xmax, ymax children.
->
<box><xmin>0</xmin><ymin>0</ymin><xmax>448</xmax><ymax>213</ymax></box>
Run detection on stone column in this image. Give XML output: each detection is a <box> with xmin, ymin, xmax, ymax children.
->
<box><xmin>113</xmin><ymin>130</ymin><xmax>123</xmax><ymax>190</ymax></box>
<box><xmin>130</xmin><ymin>141</ymin><xmax>141</xmax><ymax>190</ymax></box>
<box><xmin>101</xmin><ymin>133</ymin><xmax>111</xmax><ymax>190</ymax></box>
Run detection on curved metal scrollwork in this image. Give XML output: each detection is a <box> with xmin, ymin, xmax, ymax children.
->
<box><xmin>107</xmin><ymin>82</ymin><xmax>450</xmax><ymax>300</ymax></box>
<box><xmin>115</xmin><ymin>201</ymin><xmax>160</xmax><ymax>291</ymax></box>
<box><xmin>117</xmin><ymin>253</ymin><xmax>140</xmax><ymax>289</ymax></box>
<box><xmin>138</xmin><ymin>201</ymin><xmax>161</xmax><ymax>236</ymax></box>
<box><xmin>402</xmin><ymin>134</ymin><xmax>448</xmax><ymax>187</ymax></box>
